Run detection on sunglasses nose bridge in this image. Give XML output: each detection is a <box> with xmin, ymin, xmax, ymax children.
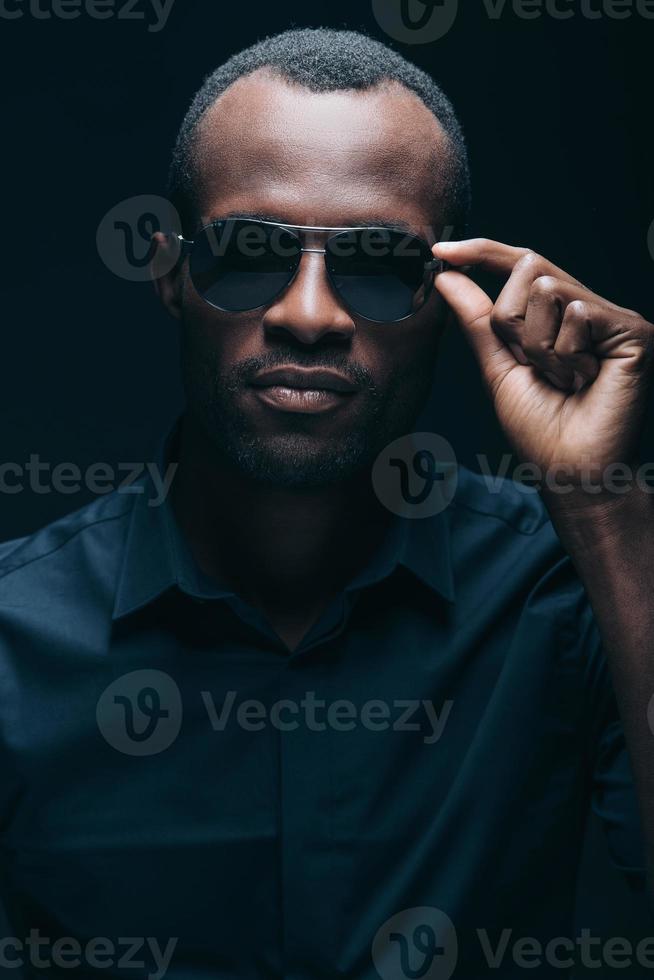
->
<box><xmin>263</xmin><ymin>248</ymin><xmax>356</xmax><ymax>341</ymax></box>
<box><xmin>284</xmin><ymin>248</ymin><xmax>341</xmax><ymax>304</ymax></box>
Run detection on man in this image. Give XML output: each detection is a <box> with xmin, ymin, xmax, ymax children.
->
<box><xmin>1</xmin><ymin>25</ymin><xmax>653</xmax><ymax>980</ymax></box>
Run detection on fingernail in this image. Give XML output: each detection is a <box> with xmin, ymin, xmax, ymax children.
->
<box><xmin>508</xmin><ymin>342</ymin><xmax>530</xmax><ymax>366</ymax></box>
<box><xmin>573</xmin><ymin>371</ymin><xmax>586</xmax><ymax>393</ymax></box>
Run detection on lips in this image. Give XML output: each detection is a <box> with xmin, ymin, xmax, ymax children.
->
<box><xmin>250</xmin><ymin>366</ymin><xmax>359</xmax><ymax>393</ymax></box>
<box><xmin>249</xmin><ymin>365</ymin><xmax>359</xmax><ymax>414</ymax></box>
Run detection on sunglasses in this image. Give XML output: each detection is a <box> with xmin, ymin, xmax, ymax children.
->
<box><xmin>174</xmin><ymin>218</ymin><xmax>446</xmax><ymax>323</ymax></box>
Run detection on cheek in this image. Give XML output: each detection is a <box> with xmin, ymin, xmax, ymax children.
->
<box><xmin>365</xmin><ymin>291</ymin><xmax>446</xmax><ymax>383</ymax></box>
<box><xmin>181</xmin><ymin>282</ymin><xmax>263</xmax><ymax>367</ymax></box>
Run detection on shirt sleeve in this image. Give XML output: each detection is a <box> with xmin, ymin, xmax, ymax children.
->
<box><xmin>580</xmin><ymin>591</ymin><xmax>648</xmax><ymax>890</ymax></box>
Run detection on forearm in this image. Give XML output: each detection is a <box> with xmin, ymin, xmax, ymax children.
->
<box><xmin>542</xmin><ymin>482</ymin><xmax>654</xmax><ymax>895</ymax></box>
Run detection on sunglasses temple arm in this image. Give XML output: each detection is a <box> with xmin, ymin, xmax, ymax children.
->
<box><xmin>170</xmin><ymin>234</ymin><xmax>193</xmax><ymax>256</ymax></box>
<box><xmin>426</xmin><ymin>258</ymin><xmax>451</xmax><ymax>275</ymax></box>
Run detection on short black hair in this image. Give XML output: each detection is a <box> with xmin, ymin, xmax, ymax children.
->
<box><xmin>167</xmin><ymin>27</ymin><xmax>471</xmax><ymax>236</ymax></box>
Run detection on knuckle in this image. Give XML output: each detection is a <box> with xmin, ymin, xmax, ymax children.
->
<box><xmin>530</xmin><ymin>275</ymin><xmax>558</xmax><ymax>297</ymax></box>
<box><xmin>491</xmin><ymin>305</ymin><xmax>522</xmax><ymax>332</ymax></box>
<box><xmin>515</xmin><ymin>250</ymin><xmax>543</xmax><ymax>274</ymax></box>
<box><xmin>631</xmin><ymin>346</ymin><xmax>650</xmax><ymax>370</ymax></box>
<box><xmin>565</xmin><ymin>299</ymin><xmax>589</xmax><ymax>319</ymax></box>
<box><xmin>553</xmin><ymin>335</ymin><xmax>576</xmax><ymax>357</ymax></box>
<box><xmin>473</xmin><ymin>238</ymin><xmax>494</xmax><ymax>259</ymax></box>
<box><xmin>629</xmin><ymin>308</ymin><xmax>651</xmax><ymax>330</ymax></box>
<box><xmin>626</xmin><ymin>335</ymin><xmax>654</xmax><ymax>370</ymax></box>
<box><xmin>614</xmin><ymin>302</ymin><xmax>641</xmax><ymax>320</ymax></box>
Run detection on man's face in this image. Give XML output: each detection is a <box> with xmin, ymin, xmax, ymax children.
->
<box><xmin>163</xmin><ymin>71</ymin><xmax>453</xmax><ymax>486</ymax></box>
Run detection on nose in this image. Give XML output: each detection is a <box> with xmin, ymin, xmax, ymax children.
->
<box><xmin>262</xmin><ymin>251</ymin><xmax>356</xmax><ymax>345</ymax></box>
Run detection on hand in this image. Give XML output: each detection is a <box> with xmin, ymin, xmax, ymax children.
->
<box><xmin>432</xmin><ymin>239</ymin><xmax>654</xmax><ymax>488</ymax></box>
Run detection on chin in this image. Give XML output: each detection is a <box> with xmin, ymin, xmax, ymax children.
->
<box><xmin>224</xmin><ymin>431</ymin><xmax>377</xmax><ymax>488</ymax></box>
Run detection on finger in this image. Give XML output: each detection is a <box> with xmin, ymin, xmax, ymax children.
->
<box><xmin>434</xmin><ymin>269</ymin><xmax>518</xmax><ymax>393</ymax></box>
<box><xmin>553</xmin><ymin>300</ymin><xmax>615</xmax><ymax>393</ymax></box>
<box><xmin>433</xmin><ymin>240</ymin><xmax>584</xmax><ymax>287</ymax></box>
<box><xmin>433</xmin><ymin>238</ymin><xmax>529</xmax><ymax>276</ymax></box>
<box><xmin>522</xmin><ymin>277</ymin><xmax>576</xmax><ymax>391</ymax></box>
<box><xmin>521</xmin><ymin>284</ymin><xmax>651</xmax><ymax>390</ymax></box>
<box><xmin>495</xmin><ymin>271</ymin><xmax>617</xmax><ymax>386</ymax></box>
<box><xmin>491</xmin><ymin>268</ymin><xmax>591</xmax><ymax>373</ymax></box>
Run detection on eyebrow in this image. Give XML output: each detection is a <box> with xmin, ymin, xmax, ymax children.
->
<box><xmin>209</xmin><ymin>210</ymin><xmax>427</xmax><ymax>238</ymax></box>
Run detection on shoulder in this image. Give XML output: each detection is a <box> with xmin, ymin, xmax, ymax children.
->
<box><xmin>449</xmin><ymin>465</ymin><xmax>557</xmax><ymax>567</ymax></box>
<box><xmin>0</xmin><ymin>486</ymin><xmax>137</xmax><ymax>610</ymax></box>
<box><xmin>448</xmin><ymin>466</ymin><xmax>590</xmax><ymax>623</ymax></box>
<box><xmin>451</xmin><ymin>464</ymin><xmax>552</xmax><ymax>537</ymax></box>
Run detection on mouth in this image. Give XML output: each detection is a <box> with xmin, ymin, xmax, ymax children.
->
<box><xmin>249</xmin><ymin>366</ymin><xmax>360</xmax><ymax>414</ymax></box>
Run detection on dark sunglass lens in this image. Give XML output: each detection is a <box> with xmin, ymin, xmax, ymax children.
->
<box><xmin>326</xmin><ymin>229</ymin><xmax>432</xmax><ymax>322</ymax></box>
<box><xmin>189</xmin><ymin>220</ymin><xmax>301</xmax><ymax>312</ymax></box>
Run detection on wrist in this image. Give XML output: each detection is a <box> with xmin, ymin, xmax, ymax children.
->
<box><xmin>540</xmin><ymin>471</ymin><xmax>654</xmax><ymax>549</ymax></box>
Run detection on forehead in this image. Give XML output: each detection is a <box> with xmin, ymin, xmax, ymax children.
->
<box><xmin>191</xmin><ymin>70</ymin><xmax>452</xmax><ymax>235</ymax></box>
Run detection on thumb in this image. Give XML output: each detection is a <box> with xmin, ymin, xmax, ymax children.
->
<box><xmin>435</xmin><ymin>269</ymin><xmax>517</xmax><ymax>390</ymax></box>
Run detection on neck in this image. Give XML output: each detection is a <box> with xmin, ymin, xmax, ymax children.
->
<box><xmin>169</xmin><ymin>414</ymin><xmax>393</xmax><ymax>613</ymax></box>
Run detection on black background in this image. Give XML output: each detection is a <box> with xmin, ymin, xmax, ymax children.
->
<box><xmin>0</xmin><ymin>0</ymin><xmax>653</xmax><ymax>973</ymax></box>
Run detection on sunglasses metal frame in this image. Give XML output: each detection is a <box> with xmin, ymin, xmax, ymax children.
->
<box><xmin>172</xmin><ymin>218</ymin><xmax>446</xmax><ymax>323</ymax></box>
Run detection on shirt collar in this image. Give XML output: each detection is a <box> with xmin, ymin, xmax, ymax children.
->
<box><xmin>112</xmin><ymin>418</ymin><xmax>233</xmax><ymax>620</ymax></box>
<box><xmin>343</xmin><ymin>493</ymin><xmax>454</xmax><ymax>601</ymax></box>
<box><xmin>112</xmin><ymin>416</ymin><xmax>455</xmax><ymax>621</ymax></box>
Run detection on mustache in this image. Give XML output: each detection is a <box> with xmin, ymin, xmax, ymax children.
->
<box><xmin>226</xmin><ymin>349</ymin><xmax>377</xmax><ymax>392</ymax></box>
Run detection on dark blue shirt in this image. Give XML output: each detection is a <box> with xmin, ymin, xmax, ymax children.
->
<box><xmin>0</xmin><ymin>417</ymin><xmax>646</xmax><ymax>978</ymax></box>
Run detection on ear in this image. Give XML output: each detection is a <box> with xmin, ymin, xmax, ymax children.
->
<box><xmin>151</xmin><ymin>231</ymin><xmax>185</xmax><ymax>320</ymax></box>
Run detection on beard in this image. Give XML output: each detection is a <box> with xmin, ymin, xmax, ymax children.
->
<box><xmin>181</xmin><ymin>335</ymin><xmax>432</xmax><ymax>489</ymax></box>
